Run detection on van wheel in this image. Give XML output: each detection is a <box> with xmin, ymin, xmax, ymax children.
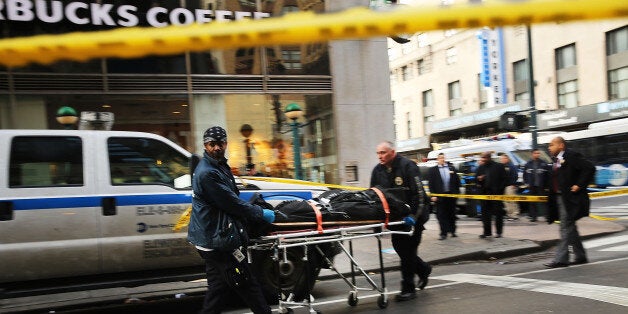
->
<box><xmin>252</xmin><ymin>247</ymin><xmax>321</xmax><ymax>304</ymax></box>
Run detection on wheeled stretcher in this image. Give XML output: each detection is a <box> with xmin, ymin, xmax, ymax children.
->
<box><xmin>248</xmin><ymin>220</ymin><xmax>413</xmax><ymax>314</ymax></box>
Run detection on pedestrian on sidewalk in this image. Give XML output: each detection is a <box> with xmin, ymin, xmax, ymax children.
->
<box><xmin>476</xmin><ymin>152</ymin><xmax>507</xmax><ymax>238</ymax></box>
<box><xmin>428</xmin><ymin>153</ymin><xmax>461</xmax><ymax>240</ymax></box>
<box><xmin>370</xmin><ymin>141</ymin><xmax>432</xmax><ymax>302</ymax></box>
<box><xmin>500</xmin><ymin>154</ymin><xmax>519</xmax><ymax>220</ymax></box>
<box><xmin>544</xmin><ymin>136</ymin><xmax>595</xmax><ymax>268</ymax></box>
<box><xmin>523</xmin><ymin>149</ymin><xmax>550</xmax><ymax>222</ymax></box>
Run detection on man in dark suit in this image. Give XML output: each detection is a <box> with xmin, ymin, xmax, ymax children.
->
<box><xmin>428</xmin><ymin>153</ymin><xmax>461</xmax><ymax>240</ymax></box>
<box><xmin>476</xmin><ymin>152</ymin><xmax>507</xmax><ymax>238</ymax></box>
<box><xmin>544</xmin><ymin>136</ymin><xmax>595</xmax><ymax>268</ymax></box>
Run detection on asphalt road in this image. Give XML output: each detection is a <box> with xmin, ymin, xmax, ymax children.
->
<box><xmin>253</xmin><ymin>231</ymin><xmax>628</xmax><ymax>314</ymax></box>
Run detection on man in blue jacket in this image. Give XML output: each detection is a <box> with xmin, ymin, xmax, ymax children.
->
<box><xmin>188</xmin><ymin>126</ymin><xmax>275</xmax><ymax>314</ymax></box>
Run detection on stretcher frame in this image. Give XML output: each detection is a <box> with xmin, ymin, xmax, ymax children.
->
<box><xmin>248</xmin><ymin>221</ymin><xmax>413</xmax><ymax>314</ymax></box>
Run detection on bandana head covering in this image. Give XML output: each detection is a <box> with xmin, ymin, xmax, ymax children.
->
<box><xmin>203</xmin><ymin>126</ymin><xmax>227</xmax><ymax>143</ymax></box>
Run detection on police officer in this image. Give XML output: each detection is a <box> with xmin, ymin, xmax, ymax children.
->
<box><xmin>188</xmin><ymin>126</ymin><xmax>275</xmax><ymax>314</ymax></box>
<box><xmin>370</xmin><ymin>141</ymin><xmax>431</xmax><ymax>301</ymax></box>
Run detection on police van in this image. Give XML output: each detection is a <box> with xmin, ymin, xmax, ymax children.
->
<box><xmin>0</xmin><ymin>129</ymin><xmax>328</xmax><ymax>295</ymax></box>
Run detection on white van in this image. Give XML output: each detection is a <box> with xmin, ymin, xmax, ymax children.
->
<box><xmin>0</xmin><ymin>130</ymin><xmax>328</xmax><ymax>292</ymax></box>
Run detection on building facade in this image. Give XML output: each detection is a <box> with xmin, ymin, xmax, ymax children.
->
<box><xmin>390</xmin><ymin>12</ymin><xmax>627</xmax><ymax>159</ymax></box>
<box><xmin>0</xmin><ymin>0</ymin><xmax>393</xmax><ymax>187</ymax></box>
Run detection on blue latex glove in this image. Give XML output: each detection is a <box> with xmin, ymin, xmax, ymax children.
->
<box><xmin>403</xmin><ymin>216</ymin><xmax>416</xmax><ymax>226</ymax></box>
<box><xmin>262</xmin><ymin>209</ymin><xmax>275</xmax><ymax>223</ymax></box>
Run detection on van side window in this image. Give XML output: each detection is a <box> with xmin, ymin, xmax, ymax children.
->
<box><xmin>108</xmin><ymin>137</ymin><xmax>189</xmax><ymax>188</ymax></box>
<box><xmin>9</xmin><ymin>136</ymin><xmax>84</xmax><ymax>187</ymax></box>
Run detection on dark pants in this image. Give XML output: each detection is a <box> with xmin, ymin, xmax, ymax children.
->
<box><xmin>197</xmin><ymin>250</ymin><xmax>271</xmax><ymax>314</ymax></box>
<box><xmin>481</xmin><ymin>200</ymin><xmax>504</xmax><ymax>236</ymax></box>
<box><xmin>435</xmin><ymin>196</ymin><xmax>457</xmax><ymax>236</ymax></box>
<box><xmin>527</xmin><ymin>186</ymin><xmax>546</xmax><ymax>220</ymax></box>
<box><xmin>391</xmin><ymin>227</ymin><xmax>430</xmax><ymax>293</ymax></box>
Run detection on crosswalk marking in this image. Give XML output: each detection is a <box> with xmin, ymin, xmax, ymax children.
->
<box><xmin>583</xmin><ymin>235</ymin><xmax>628</xmax><ymax>249</ymax></box>
<box><xmin>433</xmin><ymin>273</ymin><xmax>628</xmax><ymax>307</ymax></box>
<box><xmin>600</xmin><ymin>244</ymin><xmax>628</xmax><ymax>252</ymax></box>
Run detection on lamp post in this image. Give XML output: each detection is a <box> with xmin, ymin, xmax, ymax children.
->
<box><xmin>56</xmin><ymin>106</ymin><xmax>78</xmax><ymax>130</ymax></box>
<box><xmin>240</xmin><ymin>123</ymin><xmax>254</xmax><ymax>168</ymax></box>
<box><xmin>285</xmin><ymin>103</ymin><xmax>304</xmax><ymax>180</ymax></box>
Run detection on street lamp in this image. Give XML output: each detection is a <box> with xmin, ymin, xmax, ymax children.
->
<box><xmin>240</xmin><ymin>123</ymin><xmax>254</xmax><ymax>169</ymax></box>
<box><xmin>56</xmin><ymin>106</ymin><xmax>78</xmax><ymax>130</ymax></box>
<box><xmin>285</xmin><ymin>103</ymin><xmax>304</xmax><ymax>180</ymax></box>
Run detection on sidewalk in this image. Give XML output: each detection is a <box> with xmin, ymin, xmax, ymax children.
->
<box><xmin>319</xmin><ymin>215</ymin><xmax>625</xmax><ymax>279</ymax></box>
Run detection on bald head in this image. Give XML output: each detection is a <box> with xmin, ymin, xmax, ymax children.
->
<box><xmin>548</xmin><ymin>136</ymin><xmax>566</xmax><ymax>157</ymax></box>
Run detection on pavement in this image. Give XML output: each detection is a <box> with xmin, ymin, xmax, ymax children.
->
<box><xmin>319</xmin><ymin>214</ymin><xmax>625</xmax><ymax>279</ymax></box>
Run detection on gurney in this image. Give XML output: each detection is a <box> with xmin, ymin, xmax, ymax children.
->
<box><xmin>246</xmin><ymin>187</ymin><xmax>415</xmax><ymax>313</ymax></box>
<box><xmin>249</xmin><ymin>221</ymin><xmax>413</xmax><ymax>313</ymax></box>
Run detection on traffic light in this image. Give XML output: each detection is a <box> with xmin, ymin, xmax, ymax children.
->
<box><xmin>499</xmin><ymin>112</ymin><xmax>524</xmax><ymax>131</ymax></box>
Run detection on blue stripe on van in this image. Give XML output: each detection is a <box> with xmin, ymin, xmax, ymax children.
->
<box><xmin>10</xmin><ymin>190</ymin><xmax>314</xmax><ymax>211</ymax></box>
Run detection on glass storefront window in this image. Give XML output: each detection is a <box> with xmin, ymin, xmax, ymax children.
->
<box><xmin>221</xmin><ymin>94</ymin><xmax>336</xmax><ymax>182</ymax></box>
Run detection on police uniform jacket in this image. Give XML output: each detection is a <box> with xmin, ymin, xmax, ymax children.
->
<box><xmin>370</xmin><ymin>154</ymin><xmax>429</xmax><ymax>227</ymax></box>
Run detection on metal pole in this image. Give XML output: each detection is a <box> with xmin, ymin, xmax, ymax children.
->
<box><xmin>527</xmin><ymin>25</ymin><xmax>538</xmax><ymax>149</ymax></box>
<box><xmin>291</xmin><ymin>120</ymin><xmax>303</xmax><ymax>180</ymax></box>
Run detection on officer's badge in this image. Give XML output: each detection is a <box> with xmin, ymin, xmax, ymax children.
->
<box><xmin>395</xmin><ymin>176</ymin><xmax>403</xmax><ymax>186</ymax></box>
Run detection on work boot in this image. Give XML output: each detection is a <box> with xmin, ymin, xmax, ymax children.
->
<box><xmin>418</xmin><ymin>264</ymin><xmax>432</xmax><ymax>290</ymax></box>
<box><xmin>395</xmin><ymin>291</ymin><xmax>417</xmax><ymax>302</ymax></box>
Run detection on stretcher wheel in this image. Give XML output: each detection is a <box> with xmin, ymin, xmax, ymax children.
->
<box><xmin>377</xmin><ymin>295</ymin><xmax>388</xmax><ymax>309</ymax></box>
<box><xmin>348</xmin><ymin>291</ymin><xmax>358</xmax><ymax>306</ymax></box>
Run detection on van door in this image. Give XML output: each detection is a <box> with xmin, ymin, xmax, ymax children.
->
<box><xmin>0</xmin><ymin>134</ymin><xmax>100</xmax><ymax>283</ymax></box>
<box><xmin>97</xmin><ymin>135</ymin><xmax>199</xmax><ymax>274</ymax></box>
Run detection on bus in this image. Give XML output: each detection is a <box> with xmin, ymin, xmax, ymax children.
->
<box><xmin>538</xmin><ymin>118</ymin><xmax>628</xmax><ymax>188</ymax></box>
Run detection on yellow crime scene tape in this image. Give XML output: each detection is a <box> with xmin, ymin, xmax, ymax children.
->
<box><xmin>172</xmin><ymin>176</ymin><xmax>628</xmax><ymax>231</ymax></box>
<box><xmin>1</xmin><ymin>0</ymin><xmax>627</xmax><ymax>67</ymax></box>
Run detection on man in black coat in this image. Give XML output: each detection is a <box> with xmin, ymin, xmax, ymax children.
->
<box><xmin>544</xmin><ymin>136</ymin><xmax>595</xmax><ymax>268</ymax></box>
<box><xmin>428</xmin><ymin>153</ymin><xmax>461</xmax><ymax>240</ymax></box>
<box><xmin>476</xmin><ymin>152</ymin><xmax>507</xmax><ymax>238</ymax></box>
<box><xmin>370</xmin><ymin>141</ymin><xmax>431</xmax><ymax>301</ymax></box>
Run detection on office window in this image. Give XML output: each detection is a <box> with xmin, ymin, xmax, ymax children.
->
<box><xmin>513</xmin><ymin>59</ymin><xmax>530</xmax><ymax>101</ymax></box>
<box><xmin>422</xmin><ymin>89</ymin><xmax>434</xmax><ymax>107</ymax></box>
<box><xmin>606</xmin><ymin>26</ymin><xmax>627</xmax><ymax>55</ymax></box>
<box><xmin>401</xmin><ymin>65</ymin><xmax>412</xmax><ymax>81</ymax></box>
<box><xmin>477</xmin><ymin>74</ymin><xmax>488</xmax><ymax>109</ymax></box>
<box><xmin>606</xmin><ymin>27</ymin><xmax>628</xmax><ymax>100</ymax></box>
<box><xmin>417</xmin><ymin>59</ymin><xmax>425</xmax><ymax>75</ymax></box>
<box><xmin>282</xmin><ymin>50</ymin><xmax>302</xmax><ymax>70</ymax></box>
<box><xmin>609</xmin><ymin>66</ymin><xmax>628</xmax><ymax>100</ymax></box>
<box><xmin>448</xmin><ymin>81</ymin><xmax>461</xmax><ymax>99</ymax></box>
<box><xmin>556</xmin><ymin>44</ymin><xmax>576</xmax><ymax>69</ymax></box>
<box><xmin>446</xmin><ymin>47</ymin><xmax>457</xmax><ymax>65</ymax></box>
<box><xmin>557</xmin><ymin>80</ymin><xmax>578</xmax><ymax>108</ymax></box>
<box><xmin>513</xmin><ymin>59</ymin><xmax>528</xmax><ymax>81</ymax></box>
<box><xmin>448</xmin><ymin>81</ymin><xmax>462</xmax><ymax>116</ymax></box>
<box><xmin>424</xmin><ymin>115</ymin><xmax>435</xmax><ymax>123</ymax></box>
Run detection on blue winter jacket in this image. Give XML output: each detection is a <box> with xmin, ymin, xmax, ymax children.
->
<box><xmin>187</xmin><ymin>152</ymin><xmax>264</xmax><ymax>250</ymax></box>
